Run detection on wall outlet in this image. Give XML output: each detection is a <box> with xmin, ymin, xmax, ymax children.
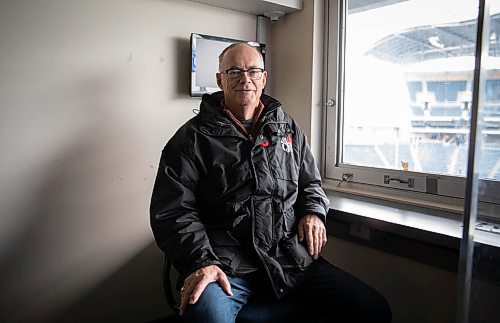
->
<box><xmin>342</xmin><ymin>173</ymin><xmax>353</xmax><ymax>181</ymax></box>
<box><xmin>349</xmin><ymin>223</ymin><xmax>380</xmax><ymax>240</ymax></box>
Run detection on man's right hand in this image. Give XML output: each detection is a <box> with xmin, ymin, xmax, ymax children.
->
<box><xmin>179</xmin><ymin>265</ymin><xmax>233</xmax><ymax>316</ymax></box>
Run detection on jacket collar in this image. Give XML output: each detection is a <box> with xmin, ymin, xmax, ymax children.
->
<box><xmin>197</xmin><ymin>91</ymin><xmax>284</xmax><ymax>137</ymax></box>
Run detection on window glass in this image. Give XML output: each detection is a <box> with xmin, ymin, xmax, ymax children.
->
<box><xmin>341</xmin><ymin>0</ymin><xmax>500</xmax><ymax>180</ymax></box>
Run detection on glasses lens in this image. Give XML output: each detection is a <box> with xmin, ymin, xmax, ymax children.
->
<box><xmin>248</xmin><ymin>69</ymin><xmax>263</xmax><ymax>80</ymax></box>
<box><xmin>227</xmin><ymin>69</ymin><xmax>243</xmax><ymax>78</ymax></box>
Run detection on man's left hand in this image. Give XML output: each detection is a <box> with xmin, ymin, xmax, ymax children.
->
<box><xmin>298</xmin><ymin>214</ymin><xmax>327</xmax><ymax>260</ymax></box>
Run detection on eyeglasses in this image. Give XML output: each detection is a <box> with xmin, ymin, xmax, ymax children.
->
<box><xmin>220</xmin><ymin>68</ymin><xmax>265</xmax><ymax>80</ymax></box>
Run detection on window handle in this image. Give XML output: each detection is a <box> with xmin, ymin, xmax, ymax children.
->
<box><xmin>384</xmin><ymin>175</ymin><xmax>414</xmax><ymax>188</ymax></box>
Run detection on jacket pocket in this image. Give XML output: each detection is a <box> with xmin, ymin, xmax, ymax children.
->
<box><xmin>268</xmin><ymin>144</ymin><xmax>298</xmax><ymax>181</ymax></box>
<box><xmin>279</xmin><ymin>234</ymin><xmax>313</xmax><ymax>270</ymax></box>
<box><xmin>265</xmin><ymin>125</ymin><xmax>299</xmax><ymax>182</ymax></box>
<box><xmin>282</xmin><ymin>206</ymin><xmax>296</xmax><ymax>234</ymax></box>
<box><xmin>209</xmin><ymin>230</ymin><xmax>242</xmax><ymax>269</ymax></box>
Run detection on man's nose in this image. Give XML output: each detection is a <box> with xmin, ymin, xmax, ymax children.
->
<box><xmin>239</xmin><ymin>71</ymin><xmax>252</xmax><ymax>82</ymax></box>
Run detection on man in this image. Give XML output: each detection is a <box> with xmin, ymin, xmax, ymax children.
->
<box><xmin>150</xmin><ymin>43</ymin><xmax>391</xmax><ymax>322</ymax></box>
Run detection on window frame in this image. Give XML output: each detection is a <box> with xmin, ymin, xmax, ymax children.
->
<box><xmin>322</xmin><ymin>0</ymin><xmax>500</xmax><ymax>219</ymax></box>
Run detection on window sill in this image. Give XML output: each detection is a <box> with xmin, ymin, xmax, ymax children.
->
<box><xmin>324</xmin><ymin>189</ymin><xmax>500</xmax><ymax>249</ymax></box>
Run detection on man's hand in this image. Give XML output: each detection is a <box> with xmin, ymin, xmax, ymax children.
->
<box><xmin>298</xmin><ymin>214</ymin><xmax>327</xmax><ymax>260</ymax></box>
<box><xmin>179</xmin><ymin>265</ymin><xmax>233</xmax><ymax>316</ymax></box>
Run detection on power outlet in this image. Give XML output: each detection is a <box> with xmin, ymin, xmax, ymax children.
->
<box><xmin>342</xmin><ymin>173</ymin><xmax>353</xmax><ymax>181</ymax></box>
<box><xmin>349</xmin><ymin>224</ymin><xmax>372</xmax><ymax>240</ymax></box>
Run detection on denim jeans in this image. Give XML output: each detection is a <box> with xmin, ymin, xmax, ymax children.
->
<box><xmin>183</xmin><ymin>257</ymin><xmax>392</xmax><ymax>323</ymax></box>
<box><xmin>182</xmin><ymin>275</ymin><xmax>253</xmax><ymax>323</ymax></box>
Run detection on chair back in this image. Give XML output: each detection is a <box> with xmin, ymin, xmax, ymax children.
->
<box><xmin>163</xmin><ymin>255</ymin><xmax>180</xmax><ymax>315</ymax></box>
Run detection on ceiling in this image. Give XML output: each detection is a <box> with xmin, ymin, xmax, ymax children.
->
<box><xmin>186</xmin><ymin>0</ymin><xmax>302</xmax><ymax>16</ymax></box>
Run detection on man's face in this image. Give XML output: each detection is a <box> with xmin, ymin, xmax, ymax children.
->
<box><xmin>216</xmin><ymin>44</ymin><xmax>267</xmax><ymax>111</ymax></box>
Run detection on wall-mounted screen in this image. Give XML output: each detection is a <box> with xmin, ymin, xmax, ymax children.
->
<box><xmin>190</xmin><ymin>33</ymin><xmax>265</xmax><ymax>97</ymax></box>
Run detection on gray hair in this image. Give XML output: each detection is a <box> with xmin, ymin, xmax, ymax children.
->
<box><xmin>218</xmin><ymin>42</ymin><xmax>264</xmax><ymax>71</ymax></box>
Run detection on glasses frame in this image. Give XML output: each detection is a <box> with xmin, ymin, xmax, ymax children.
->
<box><xmin>219</xmin><ymin>67</ymin><xmax>265</xmax><ymax>80</ymax></box>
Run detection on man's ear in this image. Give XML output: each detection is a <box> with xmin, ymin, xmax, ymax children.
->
<box><xmin>216</xmin><ymin>73</ymin><xmax>223</xmax><ymax>89</ymax></box>
<box><xmin>261</xmin><ymin>71</ymin><xmax>267</xmax><ymax>88</ymax></box>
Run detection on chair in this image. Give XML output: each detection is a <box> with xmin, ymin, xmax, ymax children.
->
<box><xmin>162</xmin><ymin>254</ymin><xmax>321</xmax><ymax>323</ymax></box>
<box><xmin>162</xmin><ymin>257</ymin><xmax>180</xmax><ymax>315</ymax></box>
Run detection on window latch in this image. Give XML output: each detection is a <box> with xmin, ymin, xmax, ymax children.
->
<box><xmin>384</xmin><ymin>175</ymin><xmax>414</xmax><ymax>188</ymax></box>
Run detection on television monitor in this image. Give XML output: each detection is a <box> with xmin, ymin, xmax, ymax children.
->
<box><xmin>190</xmin><ymin>33</ymin><xmax>265</xmax><ymax>97</ymax></box>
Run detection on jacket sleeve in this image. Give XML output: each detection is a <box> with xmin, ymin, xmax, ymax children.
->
<box><xmin>294</xmin><ymin>125</ymin><xmax>330</xmax><ymax>223</ymax></box>
<box><xmin>150</xmin><ymin>136</ymin><xmax>221</xmax><ymax>276</ymax></box>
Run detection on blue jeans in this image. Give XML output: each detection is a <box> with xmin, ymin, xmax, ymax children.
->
<box><xmin>182</xmin><ymin>275</ymin><xmax>253</xmax><ymax>323</ymax></box>
<box><xmin>183</xmin><ymin>257</ymin><xmax>392</xmax><ymax>323</ymax></box>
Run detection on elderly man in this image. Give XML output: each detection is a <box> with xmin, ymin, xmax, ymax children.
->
<box><xmin>150</xmin><ymin>43</ymin><xmax>391</xmax><ymax>323</ymax></box>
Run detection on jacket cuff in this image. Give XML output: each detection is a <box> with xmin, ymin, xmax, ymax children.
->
<box><xmin>177</xmin><ymin>259</ymin><xmax>223</xmax><ymax>290</ymax></box>
<box><xmin>309</xmin><ymin>212</ymin><xmax>327</xmax><ymax>223</ymax></box>
<box><xmin>190</xmin><ymin>259</ymin><xmax>222</xmax><ymax>275</ymax></box>
<box><xmin>297</xmin><ymin>209</ymin><xmax>327</xmax><ymax>223</ymax></box>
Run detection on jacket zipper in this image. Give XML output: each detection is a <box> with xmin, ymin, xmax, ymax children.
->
<box><xmin>249</xmin><ymin>195</ymin><xmax>280</xmax><ymax>297</ymax></box>
<box><xmin>252</xmin><ymin>120</ymin><xmax>286</xmax><ymax>298</ymax></box>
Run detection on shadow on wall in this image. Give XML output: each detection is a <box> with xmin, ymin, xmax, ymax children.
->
<box><xmin>54</xmin><ymin>242</ymin><xmax>170</xmax><ymax>323</ymax></box>
<box><xmin>0</xmin><ymin>68</ymin><xmax>160</xmax><ymax>322</ymax></box>
<box><xmin>175</xmin><ymin>37</ymin><xmax>192</xmax><ymax>98</ymax></box>
<box><xmin>322</xmin><ymin>238</ymin><xmax>454</xmax><ymax>323</ymax></box>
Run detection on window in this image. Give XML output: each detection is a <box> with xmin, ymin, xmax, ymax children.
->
<box><xmin>324</xmin><ymin>0</ymin><xmax>500</xmax><ymax>216</ymax></box>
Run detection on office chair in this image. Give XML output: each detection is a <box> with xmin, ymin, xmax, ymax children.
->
<box><xmin>162</xmin><ymin>256</ymin><xmax>180</xmax><ymax>316</ymax></box>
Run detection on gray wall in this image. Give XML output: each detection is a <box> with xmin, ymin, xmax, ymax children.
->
<box><xmin>323</xmin><ymin>238</ymin><xmax>457</xmax><ymax>323</ymax></box>
<box><xmin>0</xmin><ymin>0</ymin><xmax>255</xmax><ymax>322</ymax></box>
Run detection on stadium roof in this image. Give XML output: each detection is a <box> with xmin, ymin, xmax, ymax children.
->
<box><xmin>367</xmin><ymin>13</ymin><xmax>500</xmax><ymax>63</ymax></box>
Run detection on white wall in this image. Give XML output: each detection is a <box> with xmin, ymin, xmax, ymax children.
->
<box><xmin>0</xmin><ymin>0</ymin><xmax>256</xmax><ymax>322</ymax></box>
<box><xmin>269</xmin><ymin>0</ymin><xmax>325</xmax><ymax>157</ymax></box>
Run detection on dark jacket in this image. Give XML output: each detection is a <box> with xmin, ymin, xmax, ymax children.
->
<box><xmin>150</xmin><ymin>91</ymin><xmax>330</xmax><ymax>298</ymax></box>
